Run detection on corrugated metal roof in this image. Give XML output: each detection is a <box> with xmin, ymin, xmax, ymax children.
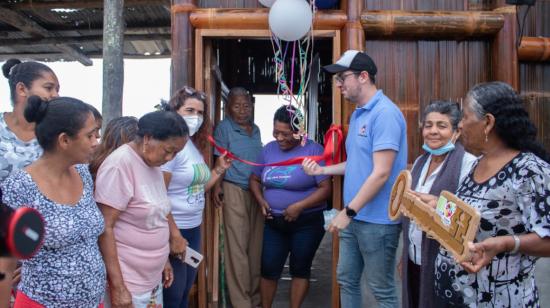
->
<box><xmin>0</xmin><ymin>1</ymin><xmax>171</xmax><ymax>62</ymax></box>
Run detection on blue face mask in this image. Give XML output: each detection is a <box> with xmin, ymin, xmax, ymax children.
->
<box><xmin>422</xmin><ymin>140</ymin><xmax>455</xmax><ymax>156</ymax></box>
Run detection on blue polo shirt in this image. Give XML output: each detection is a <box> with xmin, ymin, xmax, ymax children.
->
<box><xmin>344</xmin><ymin>90</ymin><xmax>407</xmax><ymax>224</ymax></box>
<box><xmin>214</xmin><ymin>117</ymin><xmax>262</xmax><ymax>189</ymax></box>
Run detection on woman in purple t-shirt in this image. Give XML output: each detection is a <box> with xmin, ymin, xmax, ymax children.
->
<box><xmin>249</xmin><ymin>105</ymin><xmax>332</xmax><ymax>308</ymax></box>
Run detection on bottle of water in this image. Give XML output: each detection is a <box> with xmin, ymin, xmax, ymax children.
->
<box><xmin>323</xmin><ymin>209</ymin><xmax>339</xmax><ymax>230</ymax></box>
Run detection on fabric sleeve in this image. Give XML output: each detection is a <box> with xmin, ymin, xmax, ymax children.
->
<box><xmin>213</xmin><ymin>121</ymin><xmax>229</xmax><ymax>156</ymax></box>
<box><xmin>1</xmin><ymin>172</ymin><xmax>33</xmax><ymax>210</ymax></box>
<box><xmin>94</xmin><ymin>164</ymin><xmax>133</xmax><ymax>211</ymax></box>
<box><xmin>515</xmin><ymin>161</ymin><xmax>550</xmax><ymax>238</ymax></box>
<box><xmin>371</xmin><ymin>107</ymin><xmax>403</xmax><ymax>152</ymax></box>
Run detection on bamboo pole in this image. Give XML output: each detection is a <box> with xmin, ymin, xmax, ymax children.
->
<box><xmin>171</xmin><ymin>0</ymin><xmax>196</xmax><ymax>95</ymax></box>
<box><xmin>102</xmin><ymin>0</ymin><xmax>124</xmax><ymax>128</ymax></box>
<box><xmin>491</xmin><ymin>6</ymin><xmax>519</xmax><ymax>90</ymax></box>
<box><xmin>518</xmin><ymin>37</ymin><xmax>550</xmax><ymax>62</ymax></box>
<box><xmin>189</xmin><ymin>9</ymin><xmax>347</xmax><ymax>30</ymax></box>
<box><xmin>360</xmin><ymin>10</ymin><xmax>504</xmax><ymax>39</ymax></box>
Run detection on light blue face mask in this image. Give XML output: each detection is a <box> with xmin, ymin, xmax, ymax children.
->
<box><xmin>422</xmin><ymin>140</ymin><xmax>455</xmax><ymax>156</ymax></box>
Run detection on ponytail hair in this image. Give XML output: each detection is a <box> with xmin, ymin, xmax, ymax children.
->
<box><xmin>467</xmin><ymin>81</ymin><xmax>550</xmax><ymax>163</ymax></box>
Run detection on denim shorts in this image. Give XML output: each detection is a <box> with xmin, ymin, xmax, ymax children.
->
<box><xmin>261</xmin><ymin>210</ymin><xmax>325</xmax><ymax>280</ymax></box>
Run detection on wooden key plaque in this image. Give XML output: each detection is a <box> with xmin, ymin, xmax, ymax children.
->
<box><xmin>389</xmin><ymin>170</ymin><xmax>481</xmax><ymax>262</ymax></box>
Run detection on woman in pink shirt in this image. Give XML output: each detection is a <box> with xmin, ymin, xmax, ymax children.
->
<box><xmin>95</xmin><ymin>111</ymin><xmax>188</xmax><ymax>308</ymax></box>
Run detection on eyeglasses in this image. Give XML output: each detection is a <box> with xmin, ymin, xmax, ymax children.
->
<box><xmin>182</xmin><ymin>86</ymin><xmax>207</xmax><ymax>101</ymax></box>
<box><xmin>334</xmin><ymin>71</ymin><xmax>359</xmax><ymax>84</ymax></box>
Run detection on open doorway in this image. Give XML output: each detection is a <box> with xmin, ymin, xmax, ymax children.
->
<box><xmin>194</xmin><ymin>29</ymin><xmax>342</xmax><ymax>307</ymax></box>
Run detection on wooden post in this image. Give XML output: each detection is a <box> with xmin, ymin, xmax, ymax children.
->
<box><xmin>491</xmin><ymin>6</ymin><xmax>519</xmax><ymax>90</ymax></box>
<box><xmin>102</xmin><ymin>0</ymin><xmax>125</xmax><ymax>127</ymax></box>
<box><xmin>171</xmin><ymin>0</ymin><xmax>196</xmax><ymax>95</ymax></box>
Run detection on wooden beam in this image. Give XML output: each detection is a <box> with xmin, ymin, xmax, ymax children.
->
<box><xmin>0</xmin><ymin>6</ymin><xmax>92</xmax><ymax>65</ymax></box>
<box><xmin>7</xmin><ymin>0</ymin><xmax>169</xmax><ymax>10</ymax></box>
<box><xmin>0</xmin><ymin>27</ymin><xmax>171</xmax><ymax>37</ymax></box>
<box><xmin>360</xmin><ymin>10</ymin><xmax>504</xmax><ymax>39</ymax></box>
<box><xmin>518</xmin><ymin>37</ymin><xmax>550</xmax><ymax>62</ymax></box>
<box><xmin>189</xmin><ymin>9</ymin><xmax>347</xmax><ymax>30</ymax></box>
<box><xmin>0</xmin><ymin>34</ymin><xmax>171</xmax><ymax>47</ymax></box>
<box><xmin>0</xmin><ymin>52</ymin><xmax>171</xmax><ymax>61</ymax></box>
<box><xmin>102</xmin><ymin>0</ymin><xmax>125</xmax><ymax>127</ymax></box>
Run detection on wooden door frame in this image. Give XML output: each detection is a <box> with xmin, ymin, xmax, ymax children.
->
<box><xmin>194</xmin><ymin>28</ymin><xmax>343</xmax><ymax>308</ymax></box>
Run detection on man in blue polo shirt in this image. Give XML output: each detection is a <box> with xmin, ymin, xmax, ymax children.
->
<box><xmin>213</xmin><ymin>87</ymin><xmax>263</xmax><ymax>307</ymax></box>
<box><xmin>303</xmin><ymin>50</ymin><xmax>407</xmax><ymax>308</ymax></box>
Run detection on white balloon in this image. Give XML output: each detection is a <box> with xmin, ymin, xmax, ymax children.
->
<box><xmin>268</xmin><ymin>0</ymin><xmax>313</xmax><ymax>41</ymax></box>
<box><xmin>259</xmin><ymin>0</ymin><xmax>276</xmax><ymax>7</ymax></box>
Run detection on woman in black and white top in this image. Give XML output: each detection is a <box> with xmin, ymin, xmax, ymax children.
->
<box><xmin>400</xmin><ymin>101</ymin><xmax>476</xmax><ymax>308</ymax></box>
<box><xmin>417</xmin><ymin>82</ymin><xmax>550</xmax><ymax>308</ymax></box>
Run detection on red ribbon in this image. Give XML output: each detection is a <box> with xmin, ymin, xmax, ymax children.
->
<box><xmin>208</xmin><ymin>124</ymin><xmax>343</xmax><ymax>167</ymax></box>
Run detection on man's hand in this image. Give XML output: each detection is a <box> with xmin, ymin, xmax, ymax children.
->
<box><xmin>328</xmin><ymin>210</ymin><xmax>351</xmax><ymax>233</ymax></box>
<box><xmin>283</xmin><ymin>203</ymin><xmax>303</xmax><ymax>222</ymax></box>
<box><xmin>302</xmin><ymin>158</ymin><xmax>324</xmax><ymax>176</ymax></box>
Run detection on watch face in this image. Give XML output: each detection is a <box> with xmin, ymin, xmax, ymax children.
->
<box><xmin>346</xmin><ymin>208</ymin><xmax>356</xmax><ymax>218</ymax></box>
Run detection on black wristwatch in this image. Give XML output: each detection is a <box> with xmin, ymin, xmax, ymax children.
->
<box><xmin>345</xmin><ymin>207</ymin><xmax>357</xmax><ymax>218</ymax></box>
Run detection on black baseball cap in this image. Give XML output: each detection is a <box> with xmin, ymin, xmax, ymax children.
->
<box><xmin>323</xmin><ymin>50</ymin><xmax>377</xmax><ymax>77</ymax></box>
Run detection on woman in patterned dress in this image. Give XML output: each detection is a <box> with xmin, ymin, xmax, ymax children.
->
<box><xmin>417</xmin><ymin>81</ymin><xmax>550</xmax><ymax>307</ymax></box>
<box><xmin>0</xmin><ymin>59</ymin><xmax>59</xmax><ymax>307</ymax></box>
<box><xmin>1</xmin><ymin>96</ymin><xmax>105</xmax><ymax>307</ymax></box>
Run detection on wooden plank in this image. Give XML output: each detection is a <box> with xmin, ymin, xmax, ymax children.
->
<box><xmin>0</xmin><ymin>34</ymin><xmax>171</xmax><ymax>47</ymax></box>
<box><xmin>102</xmin><ymin>0</ymin><xmax>124</xmax><ymax>128</ymax></box>
<box><xmin>0</xmin><ymin>6</ymin><xmax>92</xmax><ymax>65</ymax></box>
<box><xmin>8</xmin><ymin>0</ymin><xmax>169</xmax><ymax>10</ymax></box>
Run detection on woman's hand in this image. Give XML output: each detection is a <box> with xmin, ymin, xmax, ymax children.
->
<box><xmin>169</xmin><ymin>233</ymin><xmax>188</xmax><ymax>260</ymax></box>
<box><xmin>12</xmin><ymin>265</ymin><xmax>21</xmax><ymax>285</ymax></box>
<box><xmin>259</xmin><ymin>199</ymin><xmax>273</xmax><ymax>219</ymax></box>
<box><xmin>110</xmin><ymin>285</ymin><xmax>133</xmax><ymax>308</ymax></box>
<box><xmin>409</xmin><ymin>191</ymin><xmax>438</xmax><ymax>209</ymax></box>
<box><xmin>283</xmin><ymin>203</ymin><xmax>303</xmax><ymax>222</ymax></box>
<box><xmin>215</xmin><ymin>152</ymin><xmax>233</xmax><ymax>172</ymax></box>
<box><xmin>460</xmin><ymin>238</ymin><xmax>507</xmax><ymax>273</ymax></box>
<box><xmin>328</xmin><ymin>210</ymin><xmax>351</xmax><ymax>233</ymax></box>
<box><xmin>302</xmin><ymin>158</ymin><xmax>324</xmax><ymax>176</ymax></box>
<box><xmin>163</xmin><ymin>261</ymin><xmax>174</xmax><ymax>288</ymax></box>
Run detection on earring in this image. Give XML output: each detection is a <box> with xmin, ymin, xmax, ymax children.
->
<box><xmin>484</xmin><ymin>132</ymin><xmax>488</xmax><ymax>143</ymax></box>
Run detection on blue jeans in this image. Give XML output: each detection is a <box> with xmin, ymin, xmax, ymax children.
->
<box><xmin>337</xmin><ymin>220</ymin><xmax>401</xmax><ymax>308</ymax></box>
<box><xmin>163</xmin><ymin>226</ymin><xmax>201</xmax><ymax>308</ymax></box>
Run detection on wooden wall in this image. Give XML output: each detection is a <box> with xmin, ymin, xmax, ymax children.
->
<box><xmin>519</xmin><ymin>0</ymin><xmax>550</xmax><ymax>150</ymax></box>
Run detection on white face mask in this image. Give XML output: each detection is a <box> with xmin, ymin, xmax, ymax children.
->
<box><xmin>182</xmin><ymin>115</ymin><xmax>203</xmax><ymax>136</ymax></box>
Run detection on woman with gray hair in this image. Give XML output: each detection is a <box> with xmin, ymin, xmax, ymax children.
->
<box><xmin>400</xmin><ymin>100</ymin><xmax>476</xmax><ymax>308</ymax></box>
<box><xmin>415</xmin><ymin>82</ymin><xmax>550</xmax><ymax>307</ymax></box>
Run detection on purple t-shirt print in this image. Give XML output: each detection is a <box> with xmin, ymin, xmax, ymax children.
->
<box><xmin>253</xmin><ymin>139</ymin><xmax>330</xmax><ymax>215</ymax></box>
